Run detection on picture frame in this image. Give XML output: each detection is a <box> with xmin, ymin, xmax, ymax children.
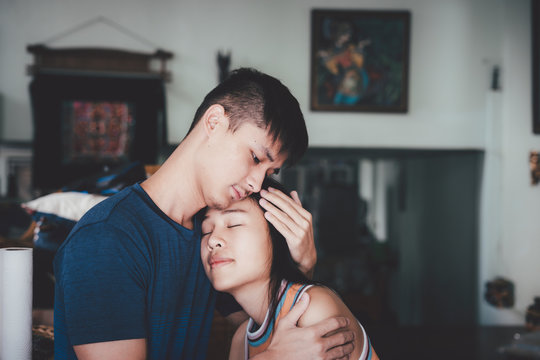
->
<box><xmin>310</xmin><ymin>9</ymin><xmax>411</xmax><ymax>113</ymax></box>
<box><xmin>29</xmin><ymin>73</ymin><xmax>167</xmax><ymax>191</ymax></box>
<box><xmin>532</xmin><ymin>1</ymin><xmax>540</xmax><ymax>134</ymax></box>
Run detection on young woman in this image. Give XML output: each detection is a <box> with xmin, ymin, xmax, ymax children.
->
<box><xmin>201</xmin><ymin>178</ymin><xmax>379</xmax><ymax>360</ymax></box>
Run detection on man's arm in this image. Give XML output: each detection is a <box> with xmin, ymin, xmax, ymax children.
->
<box><xmin>55</xmin><ymin>225</ymin><xmax>148</xmax><ymax>358</ymax></box>
<box><xmin>259</xmin><ymin>187</ymin><xmax>316</xmax><ymax>277</ymax></box>
<box><xmin>74</xmin><ymin>339</ymin><xmax>146</xmax><ymax>360</ymax></box>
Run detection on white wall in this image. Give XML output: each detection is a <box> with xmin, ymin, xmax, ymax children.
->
<box><xmin>0</xmin><ymin>0</ymin><xmax>537</xmax><ymax>325</ymax></box>
<box><xmin>0</xmin><ymin>0</ymin><xmax>501</xmax><ymax>148</ymax></box>
<box><xmin>479</xmin><ymin>0</ymin><xmax>540</xmax><ymax>325</ymax></box>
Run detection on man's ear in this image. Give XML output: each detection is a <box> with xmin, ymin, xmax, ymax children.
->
<box><xmin>203</xmin><ymin>104</ymin><xmax>229</xmax><ymax>136</ymax></box>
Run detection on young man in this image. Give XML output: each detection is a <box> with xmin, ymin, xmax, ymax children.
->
<box><xmin>54</xmin><ymin>68</ymin><xmax>355</xmax><ymax>359</ymax></box>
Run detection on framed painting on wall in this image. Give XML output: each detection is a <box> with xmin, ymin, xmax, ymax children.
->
<box><xmin>533</xmin><ymin>0</ymin><xmax>540</xmax><ymax>134</ymax></box>
<box><xmin>311</xmin><ymin>9</ymin><xmax>411</xmax><ymax>113</ymax></box>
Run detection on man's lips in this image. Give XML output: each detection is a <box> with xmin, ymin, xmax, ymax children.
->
<box><xmin>232</xmin><ymin>186</ymin><xmax>246</xmax><ymax>200</ymax></box>
<box><xmin>208</xmin><ymin>256</ymin><xmax>234</xmax><ymax>269</ymax></box>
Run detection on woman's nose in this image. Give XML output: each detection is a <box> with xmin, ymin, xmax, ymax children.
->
<box><xmin>208</xmin><ymin>234</ymin><xmax>224</xmax><ymax>249</ymax></box>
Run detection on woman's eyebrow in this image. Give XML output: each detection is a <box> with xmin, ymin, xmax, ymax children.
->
<box><xmin>222</xmin><ymin>208</ymin><xmax>247</xmax><ymax>215</ymax></box>
<box><xmin>203</xmin><ymin>208</ymin><xmax>248</xmax><ymax>222</ymax></box>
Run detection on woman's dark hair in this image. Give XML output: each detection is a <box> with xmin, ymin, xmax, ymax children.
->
<box><xmin>249</xmin><ymin>177</ymin><xmax>313</xmax><ymax>323</ymax></box>
<box><xmin>187</xmin><ymin>68</ymin><xmax>308</xmax><ymax>168</ymax></box>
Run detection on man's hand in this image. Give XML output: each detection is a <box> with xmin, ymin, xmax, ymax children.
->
<box><xmin>259</xmin><ymin>187</ymin><xmax>316</xmax><ymax>276</ymax></box>
<box><xmin>253</xmin><ymin>293</ymin><xmax>355</xmax><ymax>360</ymax></box>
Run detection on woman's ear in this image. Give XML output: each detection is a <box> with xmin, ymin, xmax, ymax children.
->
<box><xmin>203</xmin><ymin>104</ymin><xmax>229</xmax><ymax>136</ymax></box>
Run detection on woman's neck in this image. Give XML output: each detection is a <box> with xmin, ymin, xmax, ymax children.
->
<box><xmin>230</xmin><ymin>280</ymin><xmax>272</xmax><ymax>326</ymax></box>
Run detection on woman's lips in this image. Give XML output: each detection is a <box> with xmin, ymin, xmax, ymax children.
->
<box><xmin>208</xmin><ymin>256</ymin><xmax>234</xmax><ymax>269</ymax></box>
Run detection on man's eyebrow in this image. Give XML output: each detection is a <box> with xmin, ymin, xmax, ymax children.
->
<box><xmin>265</xmin><ymin>147</ymin><xmax>275</xmax><ymax>163</ymax></box>
<box><xmin>261</xmin><ymin>146</ymin><xmax>282</xmax><ymax>175</ymax></box>
<box><xmin>257</xmin><ymin>143</ymin><xmax>276</xmax><ymax>163</ymax></box>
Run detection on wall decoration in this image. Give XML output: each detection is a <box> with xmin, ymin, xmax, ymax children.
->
<box><xmin>62</xmin><ymin>101</ymin><xmax>135</xmax><ymax>164</ymax></box>
<box><xmin>29</xmin><ymin>73</ymin><xmax>166</xmax><ymax>192</ymax></box>
<box><xmin>217</xmin><ymin>50</ymin><xmax>231</xmax><ymax>83</ymax></box>
<box><xmin>311</xmin><ymin>9</ymin><xmax>411</xmax><ymax>113</ymax></box>
<box><xmin>27</xmin><ymin>31</ymin><xmax>172</xmax><ymax>191</ymax></box>
<box><xmin>533</xmin><ymin>1</ymin><xmax>540</xmax><ymax>134</ymax></box>
<box><xmin>530</xmin><ymin>151</ymin><xmax>540</xmax><ymax>185</ymax></box>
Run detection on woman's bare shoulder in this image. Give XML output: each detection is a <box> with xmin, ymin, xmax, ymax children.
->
<box><xmin>298</xmin><ymin>285</ymin><xmax>369</xmax><ymax>359</ymax></box>
<box><xmin>229</xmin><ymin>320</ymin><xmax>249</xmax><ymax>360</ymax></box>
<box><xmin>298</xmin><ymin>285</ymin><xmax>352</xmax><ymax>327</ymax></box>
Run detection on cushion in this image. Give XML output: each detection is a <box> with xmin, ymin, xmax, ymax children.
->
<box><xmin>23</xmin><ymin>192</ymin><xmax>107</xmax><ymax>222</ymax></box>
<box><xmin>22</xmin><ymin>192</ymin><xmax>107</xmax><ymax>252</ymax></box>
<box><xmin>21</xmin><ymin>192</ymin><xmax>107</xmax><ymax>308</ymax></box>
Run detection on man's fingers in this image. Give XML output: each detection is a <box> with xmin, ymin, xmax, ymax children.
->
<box><xmin>264</xmin><ymin>211</ymin><xmax>295</xmax><ymax>240</ymax></box>
<box><xmin>269</xmin><ymin>187</ymin><xmax>310</xmax><ymax>219</ymax></box>
<box><xmin>279</xmin><ymin>293</ymin><xmax>310</xmax><ymax>327</ymax></box>
<box><xmin>262</xmin><ymin>188</ymin><xmax>310</xmax><ymax>222</ymax></box>
<box><xmin>325</xmin><ymin>341</ymin><xmax>354</xmax><ymax>360</ymax></box>
<box><xmin>323</xmin><ymin>328</ymin><xmax>355</xmax><ymax>347</ymax></box>
<box><xmin>260</xmin><ymin>199</ymin><xmax>296</xmax><ymax>232</ymax></box>
<box><xmin>259</xmin><ymin>196</ymin><xmax>310</xmax><ymax>240</ymax></box>
<box><xmin>290</xmin><ymin>190</ymin><xmax>302</xmax><ymax>206</ymax></box>
<box><xmin>312</xmin><ymin>316</ymin><xmax>350</xmax><ymax>338</ymax></box>
<box><xmin>260</xmin><ymin>192</ymin><xmax>302</xmax><ymax>224</ymax></box>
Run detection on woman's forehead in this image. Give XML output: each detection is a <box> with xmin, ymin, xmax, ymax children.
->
<box><xmin>204</xmin><ymin>198</ymin><xmax>259</xmax><ymax>220</ymax></box>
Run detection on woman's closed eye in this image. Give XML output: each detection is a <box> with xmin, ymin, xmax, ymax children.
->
<box><xmin>202</xmin><ymin>224</ymin><xmax>242</xmax><ymax>236</ymax></box>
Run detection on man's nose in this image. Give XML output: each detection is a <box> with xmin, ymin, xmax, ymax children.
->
<box><xmin>247</xmin><ymin>168</ymin><xmax>266</xmax><ymax>193</ymax></box>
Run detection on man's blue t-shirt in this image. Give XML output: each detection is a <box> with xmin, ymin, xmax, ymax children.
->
<box><xmin>53</xmin><ymin>183</ymin><xmax>216</xmax><ymax>359</ymax></box>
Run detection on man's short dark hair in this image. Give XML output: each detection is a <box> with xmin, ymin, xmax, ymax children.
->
<box><xmin>188</xmin><ymin>68</ymin><xmax>308</xmax><ymax>167</ymax></box>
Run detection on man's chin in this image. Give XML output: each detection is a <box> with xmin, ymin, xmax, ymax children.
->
<box><xmin>208</xmin><ymin>197</ymin><xmax>232</xmax><ymax>211</ymax></box>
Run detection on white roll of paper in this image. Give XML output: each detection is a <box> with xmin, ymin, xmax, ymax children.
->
<box><xmin>0</xmin><ymin>247</ymin><xmax>33</xmax><ymax>360</ymax></box>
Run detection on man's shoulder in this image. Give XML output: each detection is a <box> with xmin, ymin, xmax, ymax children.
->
<box><xmin>56</xmin><ymin>185</ymin><xmax>148</xmax><ymax>251</ymax></box>
<box><xmin>76</xmin><ymin>184</ymin><xmax>146</xmax><ymax>227</ymax></box>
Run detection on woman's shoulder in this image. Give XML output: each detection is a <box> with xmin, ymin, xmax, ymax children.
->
<box><xmin>298</xmin><ymin>285</ymin><xmax>379</xmax><ymax>360</ymax></box>
<box><xmin>229</xmin><ymin>320</ymin><xmax>249</xmax><ymax>360</ymax></box>
<box><xmin>297</xmin><ymin>285</ymin><xmax>350</xmax><ymax>327</ymax></box>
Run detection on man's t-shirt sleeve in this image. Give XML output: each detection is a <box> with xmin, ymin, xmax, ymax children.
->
<box><xmin>56</xmin><ymin>223</ymin><xmax>148</xmax><ymax>345</ymax></box>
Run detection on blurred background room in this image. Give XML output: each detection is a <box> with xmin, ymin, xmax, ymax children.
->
<box><xmin>0</xmin><ymin>0</ymin><xmax>539</xmax><ymax>359</ymax></box>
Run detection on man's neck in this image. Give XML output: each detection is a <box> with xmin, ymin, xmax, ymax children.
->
<box><xmin>140</xmin><ymin>141</ymin><xmax>206</xmax><ymax>229</ymax></box>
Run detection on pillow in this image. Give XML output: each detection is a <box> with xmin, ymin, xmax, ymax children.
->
<box><xmin>23</xmin><ymin>192</ymin><xmax>107</xmax><ymax>222</ymax></box>
<box><xmin>22</xmin><ymin>192</ymin><xmax>107</xmax><ymax>252</ymax></box>
<box><xmin>21</xmin><ymin>192</ymin><xmax>108</xmax><ymax>308</ymax></box>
